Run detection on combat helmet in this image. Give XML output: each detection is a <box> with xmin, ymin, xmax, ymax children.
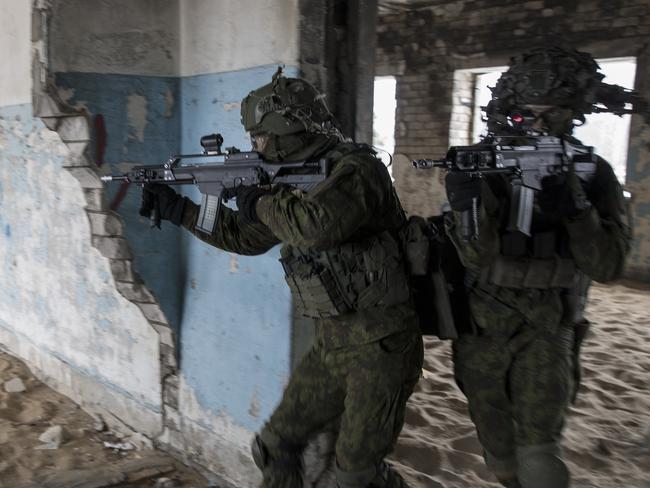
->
<box><xmin>485</xmin><ymin>47</ymin><xmax>605</xmax><ymax>135</ymax></box>
<box><xmin>241</xmin><ymin>68</ymin><xmax>343</xmax><ymax>136</ymax></box>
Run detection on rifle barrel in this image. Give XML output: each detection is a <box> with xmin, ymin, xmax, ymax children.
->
<box><xmin>100</xmin><ymin>175</ymin><xmax>129</xmax><ymax>182</ymax></box>
<box><xmin>412</xmin><ymin>159</ymin><xmax>448</xmax><ymax>169</ymax></box>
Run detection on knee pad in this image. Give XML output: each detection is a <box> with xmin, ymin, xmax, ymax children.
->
<box><xmin>516</xmin><ymin>443</ymin><xmax>569</xmax><ymax>488</ymax></box>
<box><xmin>251</xmin><ymin>429</ymin><xmax>303</xmax><ymax>472</ymax></box>
<box><xmin>335</xmin><ymin>462</ymin><xmax>409</xmax><ymax>488</ymax></box>
<box><xmin>484</xmin><ymin>450</ymin><xmax>519</xmax><ymax>486</ymax></box>
<box><xmin>251</xmin><ymin>434</ymin><xmax>269</xmax><ymax>470</ymax></box>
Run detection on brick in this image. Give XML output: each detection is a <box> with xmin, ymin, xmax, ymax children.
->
<box><xmin>160</xmin><ymin>344</ymin><xmax>178</xmax><ymax>373</ymax></box>
<box><xmin>34</xmin><ymin>93</ymin><xmax>66</xmax><ymax>119</ymax></box>
<box><xmin>117</xmin><ymin>281</ymin><xmax>156</xmax><ymax>303</ymax></box>
<box><xmin>66</xmin><ymin>166</ymin><xmax>103</xmax><ymax>189</ymax></box>
<box><xmin>83</xmin><ymin>188</ymin><xmax>105</xmax><ymax>211</ymax></box>
<box><xmin>137</xmin><ymin>303</ymin><xmax>168</xmax><ymax>324</ymax></box>
<box><xmin>65</xmin><ymin>142</ymin><xmax>89</xmax><ymax>158</ymax></box>
<box><xmin>151</xmin><ymin>321</ymin><xmax>175</xmax><ymax>347</ymax></box>
<box><xmin>111</xmin><ymin>260</ymin><xmax>136</xmax><ymax>283</ymax></box>
<box><xmin>612</xmin><ymin>17</ymin><xmax>639</xmax><ymax>27</ymax></box>
<box><xmin>57</xmin><ymin>115</ymin><xmax>90</xmax><ymax>142</ymax></box>
<box><xmin>92</xmin><ymin>236</ymin><xmax>133</xmax><ymax>260</ymax></box>
<box><xmin>88</xmin><ymin>211</ymin><xmax>124</xmax><ymax>237</ymax></box>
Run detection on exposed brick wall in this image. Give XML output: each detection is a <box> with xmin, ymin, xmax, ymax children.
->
<box><xmin>377</xmin><ymin>0</ymin><xmax>650</xmax><ymax>280</ymax></box>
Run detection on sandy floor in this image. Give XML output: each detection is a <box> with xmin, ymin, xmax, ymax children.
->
<box><xmin>0</xmin><ymin>282</ymin><xmax>648</xmax><ymax>487</ymax></box>
<box><xmin>390</xmin><ymin>282</ymin><xmax>650</xmax><ymax>488</ymax></box>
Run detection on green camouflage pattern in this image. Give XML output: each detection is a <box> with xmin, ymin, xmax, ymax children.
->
<box><xmin>445</xmin><ymin>154</ymin><xmax>631</xmax><ymax>326</ymax></box>
<box><xmin>180</xmin><ymin>143</ymin><xmax>422</xmax><ymax>486</ymax></box>
<box><xmin>446</xmin><ymin>151</ymin><xmax>631</xmax><ymax>485</ymax></box>
<box><xmin>264</xmin><ymin>329</ymin><xmax>423</xmax><ymax>480</ymax></box>
<box><xmin>181</xmin><ymin>145</ymin><xmax>419</xmax><ymax>347</ymax></box>
<box><xmin>452</xmin><ymin>319</ymin><xmax>574</xmax><ymax>460</ymax></box>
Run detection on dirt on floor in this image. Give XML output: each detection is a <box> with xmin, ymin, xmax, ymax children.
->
<box><xmin>1</xmin><ymin>281</ymin><xmax>649</xmax><ymax>488</ymax></box>
<box><xmin>0</xmin><ymin>349</ymin><xmax>211</xmax><ymax>488</ymax></box>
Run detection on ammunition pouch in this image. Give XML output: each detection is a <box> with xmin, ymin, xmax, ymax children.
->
<box><xmin>479</xmin><ymin>255</ymin><xmax>576</xmax><ymax>289</ymax></box>
<box><xmin>400</xmin><ymin>216</ymin><xmax>431</xmax><ymax>276</ymax></box>
<box><xmin>281</xmin><ymin>230</ymin><xmax>410</xmax><ymax>319</ymax></box>
<box><xmin>405</xmin><ymin>215</ymin><xmax>471</xmax><ymax>339</ymax></box>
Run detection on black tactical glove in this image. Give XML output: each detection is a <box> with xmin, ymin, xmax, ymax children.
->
<box><xmin>538</xmin><ymin>172</ymin><xmax>591</xmax><ymax>219</ymax></box>
<box><xmin>445</xmin><ymin>171</ymin><xmax>482</xmax><ymax>212</ymax></box>
<box><xmin>235</xmin><ymin>186</ymin><xmax>272</xmax><ymax>224</ymax></box>
<box><xmin>140</xmin><ymin>183</ymin><xmax>186</xmax><ymax>227</ymax></box>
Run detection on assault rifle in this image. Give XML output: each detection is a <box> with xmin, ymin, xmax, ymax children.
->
<box><xmin>101</xmin><ymin>133</ymin><xmax>332</xmax><ymax>234</ymax></box>
<box><xmin>412</xmin><ymin>136</ymin><xmax>597</xmax><ymax>240</ymax></box>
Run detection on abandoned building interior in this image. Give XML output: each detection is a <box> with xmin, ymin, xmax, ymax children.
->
<box><xmin>0</xmin><ymin>0</ymin><xmax>649</xmax><ymax>487</ymax></box>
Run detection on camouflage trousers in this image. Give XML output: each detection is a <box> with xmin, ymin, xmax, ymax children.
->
<box><xmin>452</xmin><ymin>319</ymin><xmax>575</xmax><ymax>482</ymax></box>
<box><xmin>259</xmin><ymin>329</ymin><xmax>423</xmax><ymax>487</ymax></box>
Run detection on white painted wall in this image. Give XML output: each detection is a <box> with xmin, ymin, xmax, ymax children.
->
<box><xmin>0</xmin><ymin>110</ymin><xmax>163</xmax><ymax>435</ymax></box>
<box><xmin>0</xmin><ymin>0</ymin><xmax>31</xmax><ymax>106</ymax></box>
<box><xmin>50</xmin><ymin>0</ymin><xmax>180</xmax><ymax>76</ymax></box>
<box><xmin>0</xmin><ymin>0</ymin><xmax>163</xmax><ymax>437</ymax></box>
<box><xmin>179</xmin><ymin>0</ymin><xmax>299</xmax><ymax>76</ymax></box>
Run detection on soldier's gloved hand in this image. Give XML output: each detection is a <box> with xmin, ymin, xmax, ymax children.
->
<box><xmin>140</xmin><ymin>183</ymin><xmax>186</xmax><ymax>227</ymax></box>
<box><xmin>445</xmin><ymin>171</ymin><xmax>482</xmax><ymax>211</ymax></box>
<box><xmin>235</xmin><ymin>186</ymin><xmax>272</xmax><ymax>224</ymax></box>
<box><xmin>539</xmin><ymin>171</ymin><xmax>591</xmax><ymax>219</ymax></box>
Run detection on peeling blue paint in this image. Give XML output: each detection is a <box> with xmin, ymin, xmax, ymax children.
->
<box><xmin>179</xmin><ymin>65</ymin><xmax>298</xmax><ymax>432</ymax></box>
<box><xmin>4</xmin><ymin>224</ymin><xmax>10</xmax><ymax>238</ymax></box>
<box><xmin>50</xmin><ymin>66</ymin><xmax>302</xmax><ymax>432</ymax></box>
<box><xmin>54</xmin><ymin>72</ymin><xmax>184</xmax><ymax>335</ymax></box>
<box><xmin>98</xmin><ymin>318</ymin><xmax>112</xmax><ymax>331</ymax></box>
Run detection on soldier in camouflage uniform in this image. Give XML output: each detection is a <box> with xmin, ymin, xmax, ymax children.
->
<box><xmin>444</xmin><ymin>48</ymin><xmax>632</xmax><ymax>488</ymax></box>
<box><xmin>141</xmin><ymin>71</ymin><xmax>423</xmax><ymax>488</ymax></box>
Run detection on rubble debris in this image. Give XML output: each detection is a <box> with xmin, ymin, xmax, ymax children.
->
<box><xmin>36</xmin><ymin>425</ymin><xmax>69</xmax><ymax>450</ymax></box>
<box><xmin>4</xmin><ymin>377</ymin><xmax>26</xmax><ymax>393</ymax></box>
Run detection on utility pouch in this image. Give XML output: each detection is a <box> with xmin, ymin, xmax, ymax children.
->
<box><xmin>400</xmin><ymin>216</ymin><xmax>431</xmax><ymax>276</ymax></box>
<box><xmin>533</xmin><ymin>231</ymin><xmax>557</xmax><ymax>259</ymax></box>
<box><xmin>501</xmin><ymin>231</ymin><xmax>528</xmax><ymax>257</ymax></box>
<box><xmin>280</xmin><ymin>254</ymin><xmax>350</xmax><ymax>319</ymax></box>
<box><xmin>481</xmin><ymin>255</ymin><xmax>576</xmax><ymax>289</ymax></box>
<box><xmin>280</xmin><ymin>231</ymin><xmax>410</xmax><ymax>319</ymax></box>
<box><xmin>408</xmin><ymin>215</ymin><xmax>471</xmax><ymax>339</ymax></box>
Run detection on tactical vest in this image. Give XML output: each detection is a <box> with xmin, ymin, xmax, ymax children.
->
<box><xmin>279</xmin><ymin>145</ymin><xmax>410</xmax><ymax>319</ymax></box>
<box><xmin>477</xmin><ymin>178</ymin><xmax>581</xmax><ymax>290</ymax></box>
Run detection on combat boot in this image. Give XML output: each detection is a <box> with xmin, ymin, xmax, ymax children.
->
<box><xmin>335</xmin><ymin>461</ymin><xmax>410</xmax><ymax>488</ymax></box>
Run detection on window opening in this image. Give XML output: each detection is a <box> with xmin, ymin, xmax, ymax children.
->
<box><xmin>372</xmin><ymin>76</ymin><xmax>397</xmax><ymax>172</ymax></box>
<box><xmin>467</xmin><ymin>58</ymin><xmax>637</xmax><ymax>183</ymax></box>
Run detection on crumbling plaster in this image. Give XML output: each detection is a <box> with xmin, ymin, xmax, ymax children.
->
<box><xmin>0</xmin><ymin>104</ymin><xmax>164</xmax><ymax>435</ymax></box>
<box><xmin>45</xmin><ymin>0</ymin><xmax>302</xmax><ymax>484</ymax></box>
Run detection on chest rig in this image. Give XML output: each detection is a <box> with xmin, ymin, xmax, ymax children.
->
<box><xmin>479</xmin><ymin>177</ymin><xmax>583</xmax><ymax>290</ymax></box>
<box><xmin>279</xmin><ymin>145</ymin><xmax>410</xmax><ymax>319</ymax></box>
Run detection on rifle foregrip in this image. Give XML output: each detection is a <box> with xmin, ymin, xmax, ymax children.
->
<box><xmin>460</xmin><ymin>197</ymin><xmax>479</xmax><ymax>241</ymax></box>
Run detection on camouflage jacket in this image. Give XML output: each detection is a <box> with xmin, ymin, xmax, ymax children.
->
<box><xmin>446</xmin><ymin>143</ymin><xmax>632</xmax><ymax>329</ymax></box>
<box><xmin>181</xmin><ymin>144</ymin><xmax>419</xmax><ymax>348</ymax></box>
